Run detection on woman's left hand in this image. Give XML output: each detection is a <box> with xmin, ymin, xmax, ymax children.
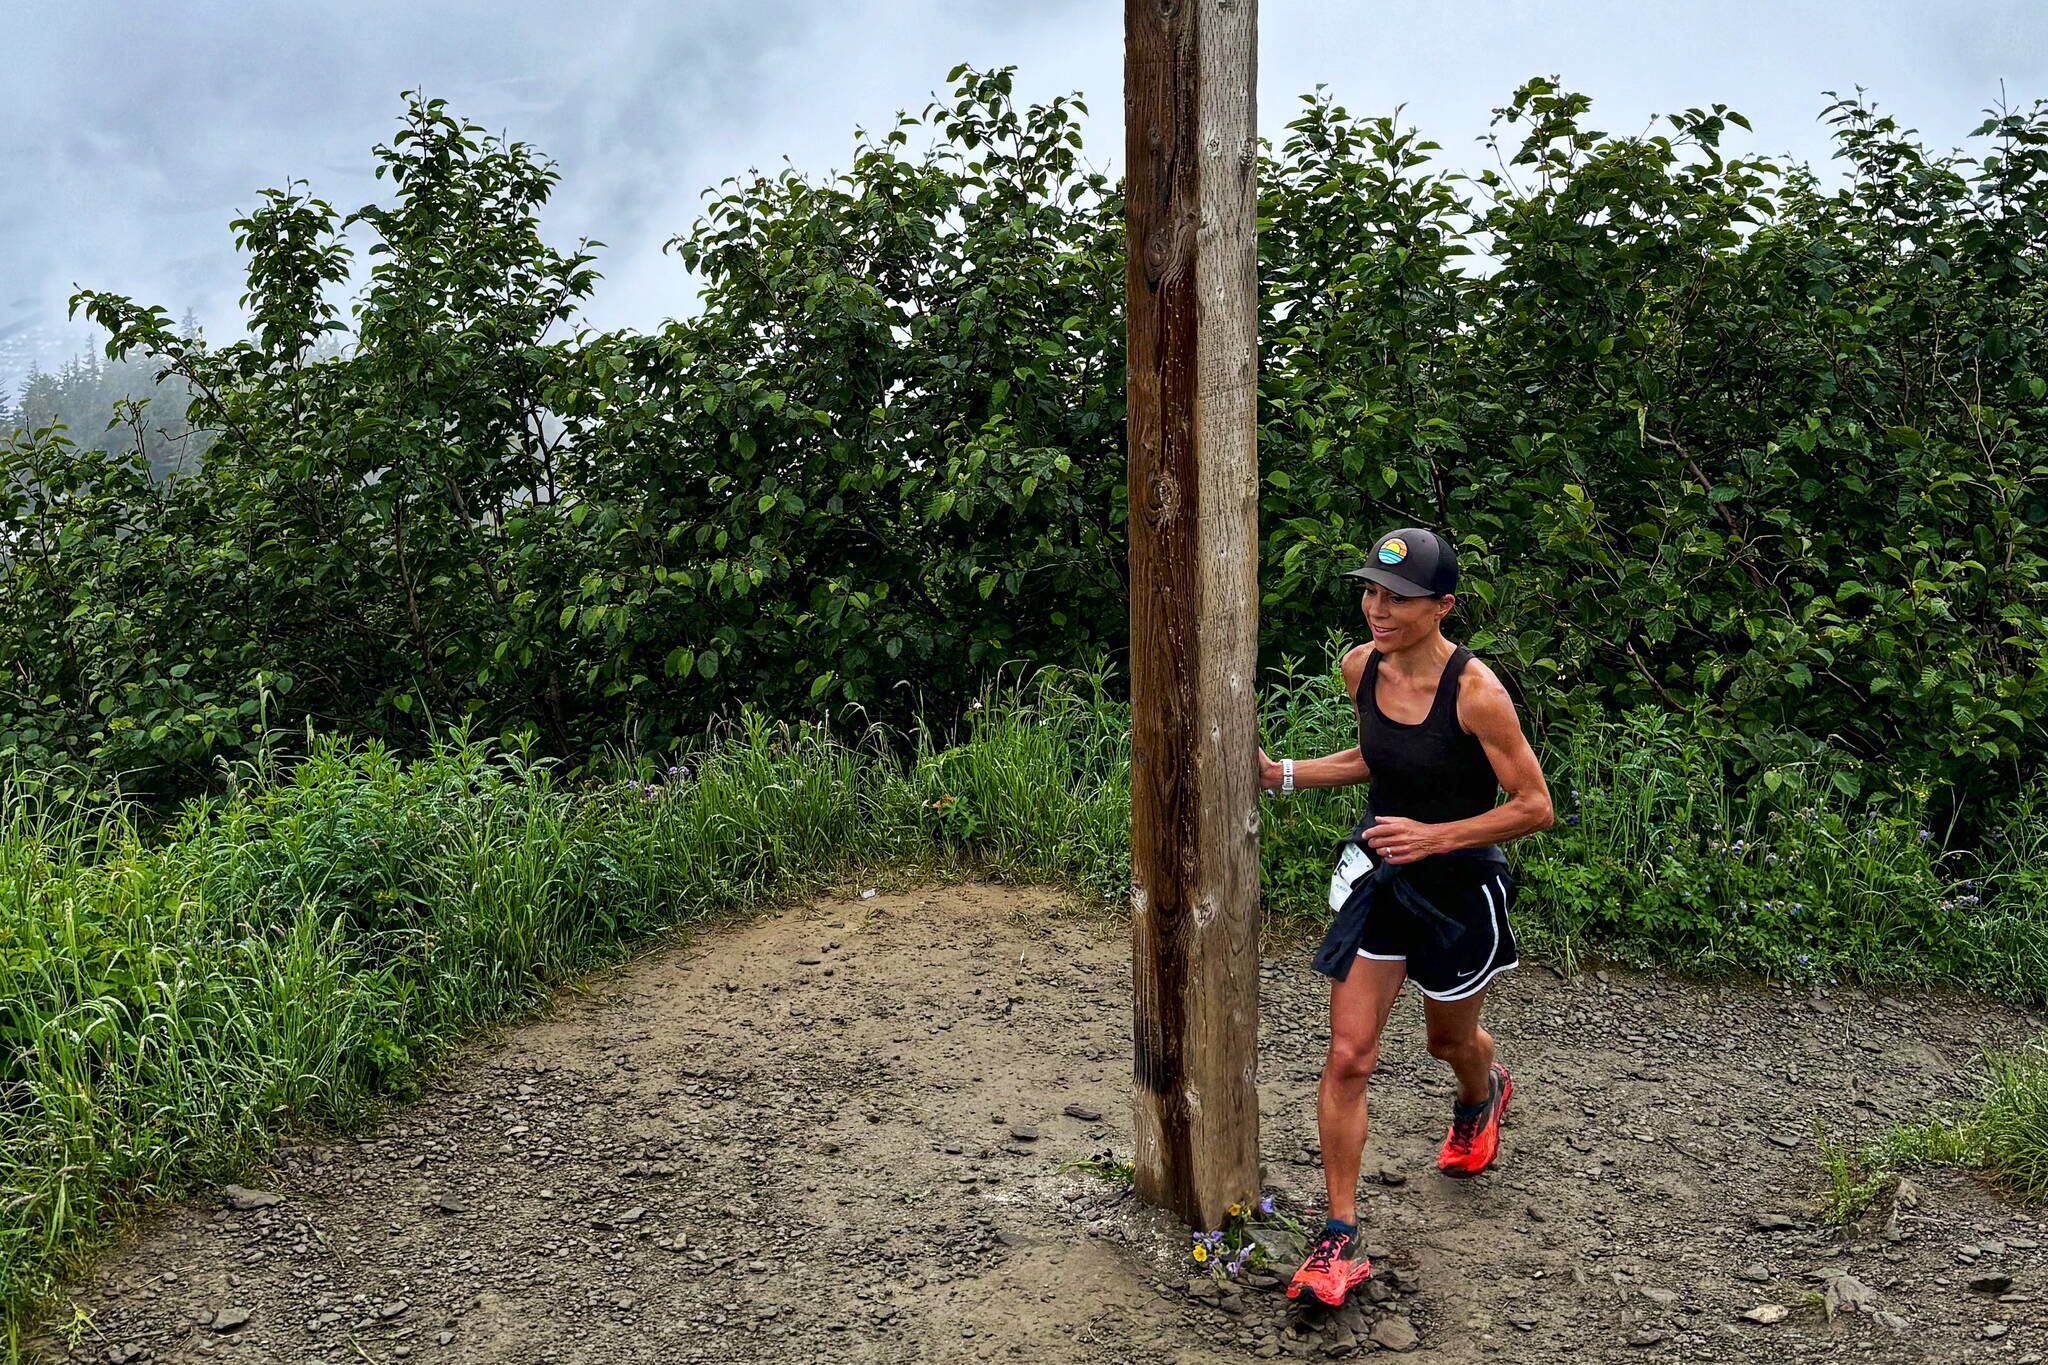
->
<box><xmin>1365</xmin><ymin>816</ymin><xmax>1452</xmax><ymax>865</ymax></box>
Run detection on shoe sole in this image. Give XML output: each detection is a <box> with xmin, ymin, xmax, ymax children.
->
<box><xmin>1438</xmin><ymin>1072</ymin><xmax>1513</xmax><ymax>1179</ymax></box>
<box><xmin>1286</xmin><ymin>1262</ymin><xmax>1373</xmax><ymax>1307</ymax></box>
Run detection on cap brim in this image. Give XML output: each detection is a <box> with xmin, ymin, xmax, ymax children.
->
<box><xmin>1344</xmin><ymin>564</ymin><xmax>1438</xmax><ymax>597</ymax></box>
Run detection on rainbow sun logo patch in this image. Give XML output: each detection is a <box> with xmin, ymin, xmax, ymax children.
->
<box><xmin>1376</xmin><ymin>537</ymin><xmax>1409</xmax><ymax>565</ymax></box>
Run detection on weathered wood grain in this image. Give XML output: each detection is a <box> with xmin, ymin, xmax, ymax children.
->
<box><xmin>1125</xmin><ymin>0</ymin><xmax>1261</xmax><ymax>1229</ymax></box>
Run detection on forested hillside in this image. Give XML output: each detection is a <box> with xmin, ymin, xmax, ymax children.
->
<box><xmin>7</xmin><ymin>71</ymin><xmax>2047</xmax><ymax>817</ymax></box>
<box><xmin>3</xmin><ymin>345</ymin><xmax>209</xmax><ymax>481</ymax></box>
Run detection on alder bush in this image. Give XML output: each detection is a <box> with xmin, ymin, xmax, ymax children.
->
<box><xmin>4</xmin><ymin>69</ymin><xmax>2043</xmax><ymax>813</ymax></box>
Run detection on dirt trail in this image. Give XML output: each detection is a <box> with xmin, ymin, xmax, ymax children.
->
<box><xmin>40</xmin><ymin>884</ymin><xmax>2048</xmax><ymax>1365</ymax></box>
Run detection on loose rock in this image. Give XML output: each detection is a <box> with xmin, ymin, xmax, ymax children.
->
<box><xmin>221</xmin><ymin>1186</ymin><xmax>283</xmax><ymax>1212</ymax></box>
<box><xmin>1823</xmin><ymin>1272</ymin><xmax>1876</xmax><ymax>1319</ymax></box>
<box><xmin>1369</xmin><ymin>1317</ymin><xmax>1419</xmax><ymax>1352</ymax></box>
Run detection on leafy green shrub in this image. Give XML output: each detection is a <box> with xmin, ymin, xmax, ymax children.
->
<box><xmin>7</xmin><ymin>69</ymin><xmax>2043</xmax><ymax>817</ymax></box>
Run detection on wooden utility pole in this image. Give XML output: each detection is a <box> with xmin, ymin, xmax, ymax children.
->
<box><xmin>1124</xmin><ymin>0</ymin><xmax>1261</xmax><ymax>1227</ymax></box>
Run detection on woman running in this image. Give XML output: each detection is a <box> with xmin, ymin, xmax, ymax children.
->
<box><xmin>1256</xmin><ymin>526</ymin><xmax>1554</xmax><ymax>1308</ymax></box>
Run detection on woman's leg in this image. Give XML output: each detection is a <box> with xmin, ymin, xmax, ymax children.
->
<box><xmin>1319</xmin><ymin>956</ymin><xmax>1407</xmax><ymax>1224</ymax></box>
<box><xmin>1421</xmin><ymin>987</ymin><xmax>1496</xmax><ymax>1104</ymax></box>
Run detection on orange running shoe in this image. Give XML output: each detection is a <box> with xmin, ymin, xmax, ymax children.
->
<box><xmin>1437</xmin><ymin>1062</ymin><xmax>1512</xmax><ymax>1179</ymax></box>
<box><xmin>1286</xmin><ymin>1222</ymin><xmax>1373</xmax><ymax>1307</ymax></box>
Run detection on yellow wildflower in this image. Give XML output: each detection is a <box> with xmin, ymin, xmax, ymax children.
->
<box><xmin>1191</xmin><ymin>1244</ymin><xmax>1209</xmax><ymax>1263</ymax></box>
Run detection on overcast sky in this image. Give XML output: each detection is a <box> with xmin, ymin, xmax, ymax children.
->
<box><xmin>6</xmin><ymin>0</ymin><xmax>2044</xmax><ymax>393</ymax></box>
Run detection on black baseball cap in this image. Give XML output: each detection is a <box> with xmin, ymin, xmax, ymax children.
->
<box><xmin>1344</xmin><ymin>527</ymin><xmax>1459</xmax><ymax>598</ymax></box>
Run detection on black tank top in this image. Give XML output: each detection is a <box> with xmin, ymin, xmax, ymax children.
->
<box><xmin>1355</xmin><ymin>645</ymin><xmax>1500</xmax><ymax>825</ymax></box>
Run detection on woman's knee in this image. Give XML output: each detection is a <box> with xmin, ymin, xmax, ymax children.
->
<box><xmin>1325</xmin><ymin>1038</ymin><xmax>1380</xmax><ymax>1083</ymax></box>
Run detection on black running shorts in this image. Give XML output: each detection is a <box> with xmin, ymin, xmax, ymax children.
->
<box><xmin>1354</xmin><ymin>857</ymin><xmax>1519</xmax><ymax>1001</ymax></box>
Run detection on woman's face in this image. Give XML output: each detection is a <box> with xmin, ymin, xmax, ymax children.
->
<box><xmin>1360</xmin><ymin>582</ymin><xmax>1451</xmax><ymax>651</ymax></box>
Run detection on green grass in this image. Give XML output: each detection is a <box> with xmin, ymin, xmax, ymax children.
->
<box><xmin>1812</xmin><ymin>1116</ymin><xmax>1901</xmax><ymax>1225</ymax></box>
<box><xmin>1977</xmin><ymin>1036</ymin><xmax>2048</xmax><ymax>1203</ymax></box>
<box><xmin>4</xmin><ymin>658</ymin><xmax>2048</xmax><ymax>1346</ymax></box>
<box><xmin>1814</xmin><ymin>1032</ymin><xmax>2048</xmax><ymax>1219</ymax></box>
<box><xmin>1885</xmin><ymin>1034</ymin><xmax>2048</xmax><ymax>1206</ymax></box>
<box><xmin>0</xmin><ymin>676</ymin><xmax>1133</xmax><ymax>1346</ymax></box>
<box><xmin>1060</xmin><ymin>1154</ymin><xmax>1137</xmax><ymax>1186</ymax></box>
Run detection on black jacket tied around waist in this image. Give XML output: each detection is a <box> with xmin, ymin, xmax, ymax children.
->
<box><xmin>1311</xmin><ymin>817</ymin><xmax>1508</xmax><ymax>982</ymax></box>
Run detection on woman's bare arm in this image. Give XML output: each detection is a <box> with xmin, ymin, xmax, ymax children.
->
<box><xmin>1257</xmin><ymin>645</ymin><xmax>1373</xmax><ymax>792</ymax></box>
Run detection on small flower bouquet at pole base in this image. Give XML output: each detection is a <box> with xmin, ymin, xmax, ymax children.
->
<box><xmin>1190</xmin><ymin>1195</ymin><xmax>1311</xmax><ymax>1281</ymax></box>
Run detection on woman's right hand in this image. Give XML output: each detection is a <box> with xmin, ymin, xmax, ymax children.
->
<box><xmin>1257</xmin><ymin>747</ymin><xmax>1285</xmax><ymax>793</ymax></box>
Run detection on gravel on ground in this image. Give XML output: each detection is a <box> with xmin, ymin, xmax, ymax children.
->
<box><xmin>37</xmin><ymin>884</ymin><xmax>2048</xmax><ymax>1364</ymax></box>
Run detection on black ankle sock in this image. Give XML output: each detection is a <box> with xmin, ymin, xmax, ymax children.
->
<box><xmin>1321</xmin><ymin>1216</ymin><xmax>1356</xmax><ymax>1239</ymax></box>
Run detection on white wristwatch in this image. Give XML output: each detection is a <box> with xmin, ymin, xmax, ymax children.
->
<box><xmin>1281</xmin><ymin>758</ymin><xmax>1295</xmax><ymax>796</ymax></box>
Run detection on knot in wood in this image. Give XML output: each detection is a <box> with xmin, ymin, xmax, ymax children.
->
<box><xmin>1144</xmin><ymin>470</ymin><xmax>1180</xmax><ymax>525</ymax></box>
<box><xmin>1143</xmin><ymin>226</ymin><xmax>1175</xmax><ymax>279</ymax></box>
